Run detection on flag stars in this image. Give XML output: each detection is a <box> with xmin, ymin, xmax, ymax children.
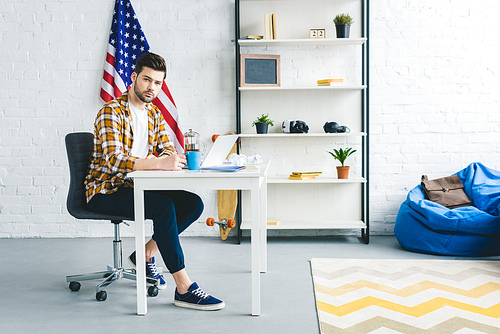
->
<box><xmin>132</xmin><ymin>34</ymin><xmax>137</xmax><ymax>40</ymax></box>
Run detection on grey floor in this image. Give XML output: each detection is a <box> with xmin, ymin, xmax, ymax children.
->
<box><xmin>1</xmin><ymin>235</ymin><xmax>498</xmax><ymax>334</ymax></box>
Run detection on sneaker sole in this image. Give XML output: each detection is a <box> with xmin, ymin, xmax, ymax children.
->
<box><xmin>174</xmin><ymin>300</ymin><xmax>225</xmax><ymax>311</ymax></box>
<box><xmin>127</xmin><ymin>257</ymin><xmax>167</xmax><ymax>290</ymax></box>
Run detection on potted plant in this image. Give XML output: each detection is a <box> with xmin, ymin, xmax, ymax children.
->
<box><xmin>333</xmin><ymin>13</ymin><xmax>354</xmax><ymax>38</ymax></box>
<box><xmin>252</xmin><ymin>113</ymin><xmax>274</xmax><ymax>134</ymax></box>
<box><xmin>327</xmin><ymin>147</ymin><xmax>356</xmax><ymax>179</ymax></box>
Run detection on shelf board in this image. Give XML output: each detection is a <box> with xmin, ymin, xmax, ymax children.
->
<box><xmin>238</xmin><ymin>132</ymin><xmax>366</xmax><ymax>138</ymax></box>
<box><xmin>238</xmin><ymin>38</ymin><xmax>366</xmax><ymax>47</ymax></box>
<box><xmin>267</xmin><ymin>176</ymin><xmax>366</xmax><ymax>184</ymax></box>
<box><xmin>240</xmin><ymin>220</ymin><xmax>366</xmax><ymax>230</ymax></box>
<box><xmin>239</xmin><ymin>85</ymin><xmax>366</xmax><ymax>91</ymax></box>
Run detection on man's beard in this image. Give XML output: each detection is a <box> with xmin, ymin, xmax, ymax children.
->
<box><xmin>134</xmin><ymin>84</ymin><xmax>156</xmax><ymax>103</ymax></box>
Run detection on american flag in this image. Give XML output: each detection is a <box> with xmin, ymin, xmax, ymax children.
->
<box><xmin>100</xmin><ymin>0</ymin><xmax>184</xmax><ymax>153</ymax></box>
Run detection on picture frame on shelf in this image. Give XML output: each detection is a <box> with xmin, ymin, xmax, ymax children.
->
<box><xmin>240</xmin><ymin>54</ymin><xmax>281</xmax><ymax>87</ymax></box>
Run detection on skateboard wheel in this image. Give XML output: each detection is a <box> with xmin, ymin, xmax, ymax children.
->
<box><xmin>206</xmin><ymin>218</ymin><xmax>215</xmax><ymax>226</ymax></box>
<box><xmin>211</xmin><ymin>134</ymin><xmax>219</xmax><ymax>143</ymax></box>
<box><xmin>227</xmin><ymin>219</ymin><xmax>236</xmax><ymax>228</ymax></box>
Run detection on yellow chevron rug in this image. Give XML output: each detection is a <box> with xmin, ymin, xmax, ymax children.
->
<box><xmin>311</xmin><ymin>258</ymin><xmax>500</xmax><ymax>334</ymax></box>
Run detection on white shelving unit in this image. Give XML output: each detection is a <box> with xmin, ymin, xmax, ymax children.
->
<box><xmin>238</xmin><ymin>37</ymin><xmax>366</xmax><ymax>47</ymax></box>
<box><xmin>235</xmin><ymin>0</ymin><xmax>369</xmax><ymax>243</ymax></box>
<box><xmin>239</xmin><ymin>85</ymin><xmax>367</xmax><ymax>91</ymax></box>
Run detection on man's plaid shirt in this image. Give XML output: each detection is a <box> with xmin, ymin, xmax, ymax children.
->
<box><xmin>85</xmin><ymin>90</ymin><xmax>176</xmax><ymax>202</ymax></box>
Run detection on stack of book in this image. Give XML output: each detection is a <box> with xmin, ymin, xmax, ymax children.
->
<box><xmin>264</xmin><ymin>13</ymin><xmax>277</xmax><ymax>39</ymax></box>
<box><xmin>288</xmin><ymin>171</ymin><xmax>322</xmax><ymax>180</ymax></box>
<box><xmin>317</xmin><ymin>78</ymin><xmax>343</xmax><ymax>86</ymax></box>
<box><xmin>241</xmin><ymin>35</ymin><xmax>263</xmax><ymax>40</ymax></box>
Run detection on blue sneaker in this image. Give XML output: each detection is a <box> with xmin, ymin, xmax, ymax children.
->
<box><xmin>174</xmin><ymin>282</ymin><xmax>225</xmax><ymax>311</ymax></box>
<box><xmin>128</xmin><ymin>251</ymin><xmax>167</xmax><ymax>290</ymax></box>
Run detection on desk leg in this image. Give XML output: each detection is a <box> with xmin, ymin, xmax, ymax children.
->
<box><xmin>134</xmin><ymin>185</ymin><xmax>147</xmax><ymax>316</ymax></box>
<box><xmin>260</xmin><ymin>176</ymin><xmax>267</xmax><ymax>273</ymax></box>
<box><xmin>251</xmin><ymin>181</ymin><xmax>261</xmax><ymax>316</ymax></box>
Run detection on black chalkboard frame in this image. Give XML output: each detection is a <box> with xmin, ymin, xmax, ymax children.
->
<box><xmin>240</xmin><ymin>54</ymin><xmax>281</xmax><ymax>87</ymax></box>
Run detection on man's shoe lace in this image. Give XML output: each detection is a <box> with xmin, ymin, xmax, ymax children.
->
<box><xmin>146</xmin><ymin>261</ymin><xmax>159</xmax><ymax>277</ymax></box>
<box><xmin>192</xmin><ymin>287</ymin><xmax>209</xmax><ymax>299</ymax></box>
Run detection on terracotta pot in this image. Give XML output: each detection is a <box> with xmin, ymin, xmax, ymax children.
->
<box><xmin>336</xmin><ymin>166</ymin><xmax>350</xmax><ymax>179</ymax></box>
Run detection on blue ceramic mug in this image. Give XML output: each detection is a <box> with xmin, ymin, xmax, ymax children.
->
<box><xmin>185</xmin><ymin>150</ymin><xmax>202</xmax><ymax>170</ymax></box>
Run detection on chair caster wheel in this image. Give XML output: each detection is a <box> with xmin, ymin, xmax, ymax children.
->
<box><xmin>69</xmin><ymin>281</ymin><xmax>81</xmax><ymax>291</ymax></box>
<box><xmin>148</xmin><ymin>285</ymin><xmax>159</xmax><ymax>297</ymax></box>
<box><xmin>96</xmin><ymin>290</ymin><xmax>107</xmax><ymax>301</ymax></box>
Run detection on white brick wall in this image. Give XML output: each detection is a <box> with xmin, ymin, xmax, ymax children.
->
<box><xmin>1</xmin><ymin>0</ymin><xmax>500</xmax><ymax>238</ymax></box>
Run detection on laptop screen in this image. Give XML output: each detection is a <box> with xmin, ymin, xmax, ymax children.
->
<box><xmin>200</xmin><ymin>135</ymin><xmax>239</xmax><ymax>168</ymax></box>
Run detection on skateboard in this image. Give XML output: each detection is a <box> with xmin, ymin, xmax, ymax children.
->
<box><xmin>206</xmin><ymin>131</ymin><xmax>239</xmax><ymax>240</ymax></box>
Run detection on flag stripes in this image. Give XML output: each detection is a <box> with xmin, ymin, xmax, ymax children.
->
<box><xmin>100</xmin><ymin>0</ymin><xmax>184</xmax><ymax>152</ymax></box>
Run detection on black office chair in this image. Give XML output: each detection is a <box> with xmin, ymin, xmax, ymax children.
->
<box><xmin>64</xmin><ymin>132</ymin><xmax>159</xmax><ymax>301</ymax></box>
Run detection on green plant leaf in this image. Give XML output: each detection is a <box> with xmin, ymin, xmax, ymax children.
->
<box><xmin>327</xmin><ymin>147</ymin><xmax>356</xmax><ymax>167</ymax></box>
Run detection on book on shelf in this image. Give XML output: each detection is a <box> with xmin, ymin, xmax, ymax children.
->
<box><xmin>272</xmin><ymin>13</ymin><xmax>277</xmax><ymax>39</ymax></box>
<box><xmin>241</xmin><ymin>35</ymin><xmax>264</xmax><ymax>40</ymax></box>
<box><xmin>267</xmin><ymin>219</ymin><xmax>281</xmax><ymax>226</ymax></box>
<box><xmin>317</xmin><ymin>78</ymin><xmax>343</xmax><ymax>84</ymax></box>
<box><xmin>318</xmin><ymin>82</ymin><xmax>344</xmax><ymax>86</ymax></box>
<box><xmin>288</xmin><ymin>174</ymin><xmax>317</xmax><ymax>180</ymax></box>
<box><xmin>264</xmin><ymin>14</ymin><xmax>271</xmax><ymax>39</ymax></box>
<box><xmin>292</xmin><ymin>171</ymin><xmax>322</xmax><ymax>177</ymax></box>
<box><xmin>264</xmin><ymin>13</ymin><xmax>277</xmax><ymax>40</ymax></box>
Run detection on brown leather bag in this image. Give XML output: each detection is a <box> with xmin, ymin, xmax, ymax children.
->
<box><xmin>421</xmin><ymin>175</ymin><xmax>472</xmax><ymax>209</ymax></box>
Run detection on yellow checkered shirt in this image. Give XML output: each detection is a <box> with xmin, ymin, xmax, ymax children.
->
<box><xmin>85</xmin><ymin>90</ymin><xmax>176</xmax><ymax>202</ymax></box>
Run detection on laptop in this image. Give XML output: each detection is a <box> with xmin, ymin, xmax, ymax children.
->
<box><xmin>199</xmin><ymin>135</ymin><xmax>245</xmax><ymax>172</ymax></box>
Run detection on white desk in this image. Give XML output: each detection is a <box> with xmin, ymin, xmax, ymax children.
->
<box><xmin>128</xmin><ymin>162</ymin><xmax>269</xmax><ymax>316</ymax></box>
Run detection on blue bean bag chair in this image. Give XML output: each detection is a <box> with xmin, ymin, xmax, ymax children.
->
<box><xmin>394</xmin><ymin>162</ymin><xmax>500</xmax><ymax>256</ymax></box>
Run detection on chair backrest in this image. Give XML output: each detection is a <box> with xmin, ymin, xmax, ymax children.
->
<box><xmin>65</xmin><ymin>132</ymin><xmax>95</xmax><ymax>219</ymax></box>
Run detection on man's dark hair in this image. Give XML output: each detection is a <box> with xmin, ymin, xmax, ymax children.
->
<box><xmin>134</xmin><ymin>52</ymin><xmax>167</xmax><ymax>79</ymax></box>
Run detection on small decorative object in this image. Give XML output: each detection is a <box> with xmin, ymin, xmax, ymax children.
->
<box><xmin>252</xmin><ymin>113</ymin><xmax>274</xmax><ymax>134</ymax></box>
<box><xmin>327</xmin><ymin>147</ymin><xmax>356</xmax><ymax>179</ymax></box>
<box><xmin>323</xmin><ymin>122</ymin><xmax>350</xmax><ymax>133</ymax></box>
<box><xmin>333</xmin><ymin>13</ymin><xmax>353</xmax><ymax>38</ymax></box>
<box><xmin>309</xmin><ymin>28</ymin><xmax>326</xmax><ymax>39</ymax></box>
<box><xmin>240</xmin><ymin>54</ymin><xmax>281</xmax><ymax>87</ymax></box>
<box><xmin>281</xmin><ymin>119</ymin><xmax>309</xmax><ymax>133</ymax></box>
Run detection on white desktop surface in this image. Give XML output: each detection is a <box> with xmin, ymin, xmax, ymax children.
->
<box><xmin>128</xmin><ymin>162</ymin><xmax>269</xmax><ymax>316</ymax></box>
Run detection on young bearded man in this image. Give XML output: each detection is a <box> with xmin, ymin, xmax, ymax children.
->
<box><xmin>85</xmin><ymin>52</ymin><xmax>224</xmax><ymax>311</ymax></box>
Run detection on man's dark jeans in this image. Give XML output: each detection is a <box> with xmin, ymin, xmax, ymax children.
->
<box><xmin>88</xmin><ymin>187</ymin><xmax>204</xmax><ymax>274</ymax></box>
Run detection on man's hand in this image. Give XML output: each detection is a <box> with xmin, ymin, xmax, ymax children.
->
<box><xmin>157</xmin><ymin>154</ymin><xmax>187</xmax><ymax>171</ymax></box>
<box><xmin>133</xmin><ymin>154</ymin><xmax>187</xmax><ymax>171</ymax></box>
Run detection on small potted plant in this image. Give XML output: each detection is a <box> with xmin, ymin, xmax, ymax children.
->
<box><xmin>252</xmin><ymin>113</ymin><xmax>274</xmax><ymax>134</ymax></box>
<box><xmin>333</xmin><ymin>13</ymin><xmax>354</xmax><ymax>38</ymax></box>
<box><xmin>327</xmin><ymin>147</ymin><xmax>356</xmax><ymax>179</ymax></box>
